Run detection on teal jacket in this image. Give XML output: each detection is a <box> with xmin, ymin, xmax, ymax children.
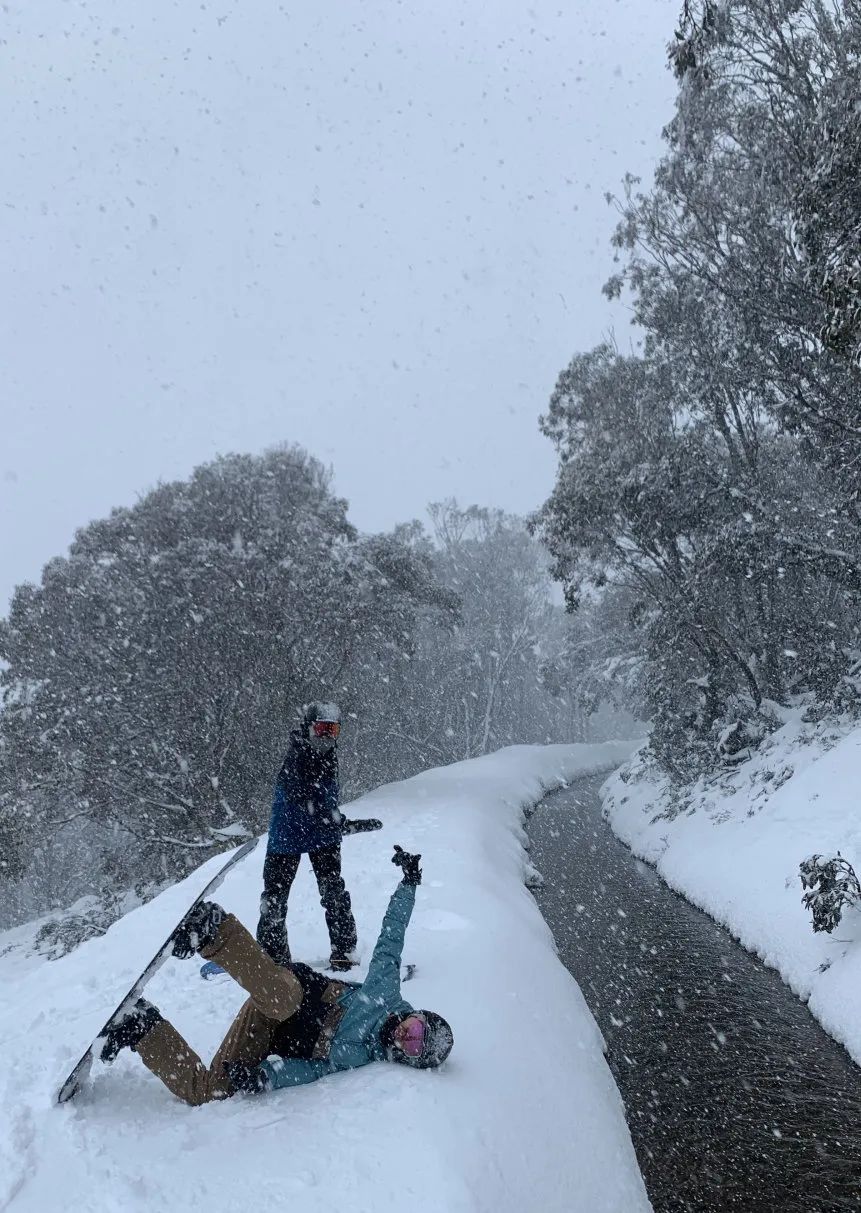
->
<box><xmin>260</xmin><ymin>881</ymin><xmax>416</xmax><ymax>1090</ymax></box>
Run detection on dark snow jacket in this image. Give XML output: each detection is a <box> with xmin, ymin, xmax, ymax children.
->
<box><xmin>266</xmin><ymin>730</ymin><xmax>342</xmax><ymax>855</ymax></box>
<box><xmin>269</xmin><ymin>963</ymin><xmax>353</xmax><ymax>1062</ymax></box>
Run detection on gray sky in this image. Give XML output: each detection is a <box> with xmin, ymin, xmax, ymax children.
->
<box><xmin>1</xmin><ymin>0</ymin><xmax>679</xmax><ymax>613</ymax></box>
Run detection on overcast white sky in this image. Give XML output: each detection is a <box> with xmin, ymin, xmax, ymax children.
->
<box><xmin>1</xmin><ymin>0</ymin><xmax>679</xmax><ymax>612</ymax></box>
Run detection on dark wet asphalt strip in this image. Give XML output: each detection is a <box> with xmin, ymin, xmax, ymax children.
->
<box><xmin>527</xmin><ymin>776</ymin><xmax>861</xmax><ymax>1212</ymax></box>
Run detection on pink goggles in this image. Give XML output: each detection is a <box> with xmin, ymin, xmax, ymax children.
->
<box><xmin>396</xmin><ymin>1015</ymin><xmax>427</xmax><ymax>1058</ymax></box>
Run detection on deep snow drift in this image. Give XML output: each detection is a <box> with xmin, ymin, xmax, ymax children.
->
<box><xmin>0</xmin><ymin>743</ymin><xmax>649</xmax><ymax>1213</ymax></box>
<box><xmin>603</xmin><ymin>717</ymin><xmax>861</xmax><ymax>1066</ymax></box>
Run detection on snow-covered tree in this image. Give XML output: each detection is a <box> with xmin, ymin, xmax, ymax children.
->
<box><xmin>0</xmin><ymin>445</ymin><xmax>455</xmax><ymax>917</ymax></box>
<box><xmin>537</xmin><ymin>1</ymin><xmax>861</xmax><ymax>780</ymax></box>
<box><xmin>1</xmin><ymin>454</ymin><xmax>620</xmax><ymax>931</ymax></box>
<box><xmin>793</xmin><ymin>71</ymin><xmax>861</xmax><ymax>368</ymax></box>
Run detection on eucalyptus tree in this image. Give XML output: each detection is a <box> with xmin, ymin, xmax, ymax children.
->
<box><xmin>533</xmin><ymin>1</ymin><xmax>861</xmax><ymax>778</ymax></box>
<box><xmin>0</xmin><ymin>445</ymin><xmax>454</xmax><ymax>909</ymax></box>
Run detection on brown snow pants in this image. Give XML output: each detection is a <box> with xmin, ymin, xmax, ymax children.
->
<box><xmin>134</xmin><ymin>913</ymin><xmax>303</xmax><ymax>1107</ymax></box>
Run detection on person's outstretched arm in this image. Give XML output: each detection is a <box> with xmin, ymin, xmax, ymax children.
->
<box><xmin>360</xmin><ymin>847</ymin><xmax>422</xmax><ymax>1007</ymax></box>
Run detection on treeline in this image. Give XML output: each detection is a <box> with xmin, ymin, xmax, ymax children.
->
<box><xmin>0</xmin><ymin>447</ymin><xmax>624</xmax><ymax>929</ymax></box>
<box><xmin>535</xmin><ymin>0</ymin><xmax>861</xmax><ymax>781</ymax></box>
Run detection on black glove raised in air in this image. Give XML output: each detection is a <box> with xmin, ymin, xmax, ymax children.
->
<box><xmin>392</xmin><ymin>844</ymin><xmax>422</xmax><ymax>887</ymax></box>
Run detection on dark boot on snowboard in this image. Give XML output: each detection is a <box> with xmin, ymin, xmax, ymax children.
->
<box><xmin>171</xmin><ymin>900</ymin><xmax>225</xmax><ymax>959</ymax></box>
<box><xmin>255</xmin><ymin>900</ymin><xmax>292</xmax><ymax>966</ymax></box>
<box><xmin>271</xmin><ymin>941</ymin><xmax>293</xmax><ymax>966</ymax></box>
<box><xmin>328</xmin><ymin>950</ymin><xmax>358</xmax><ymax>972</ymax></box>
<box><xmin>256</xmin><ymin>927</ymin><xmax>291</xmax><ymax>966</ymax></box>
<box><xmin>99</xmin><ymin>998</ymin><xmax>162</xmax><ymax>1062</ymax></box>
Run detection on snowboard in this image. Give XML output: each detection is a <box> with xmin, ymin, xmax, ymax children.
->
<box><xmin>56</xmin><ymin>837</ymin><xmax>258</xmax><ymax>1104</ymax></box>
<box><xmin>200</xmin><ymin>959</ymin><xmax>416</xmax><ymax>981</ymax></box>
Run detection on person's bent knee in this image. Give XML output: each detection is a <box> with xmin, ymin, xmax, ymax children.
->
<box><xmin>183</xmin><ymin>1083</ymin><xmax>232</xmax><ymax>1108</ymax></box>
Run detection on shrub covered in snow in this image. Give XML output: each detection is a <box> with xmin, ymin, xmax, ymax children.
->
<box><xmin>799</xmin><ymin>852</ymin><xmax>861</xmax><ymax>934</ymax></box>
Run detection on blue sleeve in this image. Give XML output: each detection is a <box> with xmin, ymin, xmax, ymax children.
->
<box><xmin>325</xmin><ymin>757</ymin><xmax>340</xmax><ymax>818</ymax></box>
<box><xmin>266</xmin><ymin>764</ymin><xmax>290</xmax><ymax>851</ymax></box>
<box><xmin>280</xmin><ymin>748</ymin><xmax>299</xmax><ymax>801</ymax></box>
<box><xmin>318</xmin><ymin>767</ymin><xmax>339</xmax><ymax>816</ymax></box>
<box><xmin>271</xmin><ymin>767</ymin><xmax>288</xmax><ymax>816</ymax></box>
<box><xmin>259</xmin><ymin>1055</ymin><xmax>332</xmax><ymax>1090</ymax></box>
<box><xmin>360</xmin><ymin>882</ymin><xmax>415</xmax><ymax>1007</ymax></box>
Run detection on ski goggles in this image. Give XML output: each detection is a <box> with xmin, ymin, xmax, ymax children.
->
<box><xmin>395</xmin><ymin>1015</ymin><xmax>427</xmax><ymax>1058</ymax></box>
<box><xmin>311</xmin><ymin>720</ymin><xmax>340</xmax><ymax>739</ymax></box>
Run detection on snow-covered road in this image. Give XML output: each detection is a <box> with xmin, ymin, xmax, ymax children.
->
<box><xmin>0</xmin><ymin>743</ymin><xmax>650</xmax><ymax>1213</ymax></box>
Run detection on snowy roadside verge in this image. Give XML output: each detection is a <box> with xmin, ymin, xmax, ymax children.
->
<box><xmin>602</xmin><ymin>718</ymin><xmax>861</xmax><ymax>1066</ymax></box>
<box><xmin>0</xmin><ymin>742</ymin><xmax>649</xmax><ymax>1213</ymax></box>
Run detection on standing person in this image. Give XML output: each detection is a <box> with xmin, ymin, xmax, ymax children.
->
<box><xmin>256</xmin><ymin>702</ymin><xmax>358</xmax><ymax>971</ymax></box>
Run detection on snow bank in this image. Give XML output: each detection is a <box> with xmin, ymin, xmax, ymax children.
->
<box><xmin>603</xmin><ymin>718</ymin><xmax>861</xmax><ymax>1065</ymax></box>
<box><xmin>0</xmin><ymin>742</ymin><xmax>649</xmax><ymax>1213</ymax></box>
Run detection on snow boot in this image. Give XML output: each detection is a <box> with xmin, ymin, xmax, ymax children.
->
<box><xmin>256</xmin><ymin>927</ymin><xmax>292</xmax><ymax>966</ymax></box>
<box><xmin>256</xmin><ymin>901</ymin><xmax>292</xmax><ymax>966</ymax></box>
<box><xmin>171</xmin><ymin>900</ymin><xmax>225</xmax><ymax>959</ymax></box>
<box><xmin>99</xmin><ymin>998</ymin><xmax>162</xmax><ymax>1063</ymax></box>
<box><xmin>328</xmin><ymin>950</ymin><xmax>358</xmax><ymax>972</ymax></box>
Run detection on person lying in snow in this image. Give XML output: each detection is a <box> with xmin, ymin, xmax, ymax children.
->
<box><xmin>100</xmin><ymin>847</ymin><xmax>454</xmax><ymax>1106</ymax></box>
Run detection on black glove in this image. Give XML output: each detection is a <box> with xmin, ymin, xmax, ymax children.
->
<box><xmin>225</xmin><ymin>1060</ymin><xmax>268</xmax><ymax>1096</ymax></box>
<box><xmin>392</xmin><ymin>845</ymin><xmax>422</xmax><ymax>887</ymax></box>
<box><xmin>341</xmin><ymin>817</ymin><xmax>384</xmax><ymax>835</ymax></box>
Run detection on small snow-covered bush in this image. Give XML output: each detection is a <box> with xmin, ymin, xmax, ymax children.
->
<box><xmin>31</xmin><ymin>882</ymin><xmax>151</xmax><ymax>959</ymax></box>
<box><xmin>715</xmin><ymin>699</ymin><xmax>786</xmax><ymax>767</ymax></box>
<box><xmin>799</xmin><ymin>853</ymin><xmax>861</xmax><ymax>934</ymax></box>
<box><xmin>33</xmin><ymin>904</ymin><xmax>114</xmax><ymax>959</ymax></box>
